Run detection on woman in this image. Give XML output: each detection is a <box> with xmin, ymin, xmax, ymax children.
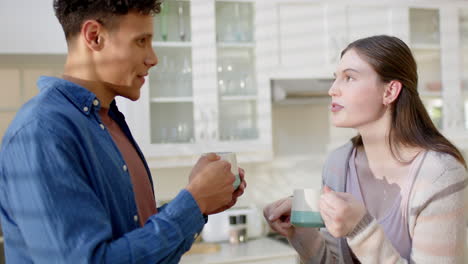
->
<box><xmin>264</xmin><ymin>35</ymin><xmax>468</xmax><ymax>263</ymax></box>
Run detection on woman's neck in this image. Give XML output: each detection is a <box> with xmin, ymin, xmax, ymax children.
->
<box><xmin>358</xmin><ymin>116</ymin><xmax>421</xmax><ymax>172</ymax></box>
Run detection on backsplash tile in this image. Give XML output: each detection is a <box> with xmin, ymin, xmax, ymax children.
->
<box><xmin>0</xmin><ymin>112</ymin><xmax>16</xmax><ymax>137</ymax></box>
<box><xmin>0</xmin><ymin>69</ymin><xmax>21</xmax><ymax>108</ymax></box>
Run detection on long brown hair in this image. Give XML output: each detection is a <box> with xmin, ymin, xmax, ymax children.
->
<box><xmin>342</xmin><ymin>35</ymin><xmax>466</xmax><ymax>168</ymax></box>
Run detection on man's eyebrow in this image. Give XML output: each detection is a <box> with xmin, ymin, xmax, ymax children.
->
<box><xmin>134</xmin><ymin>33</ymin><xmax>153</xmax><ymax>39</ymax></box>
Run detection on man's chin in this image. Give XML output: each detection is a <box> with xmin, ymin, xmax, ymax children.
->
<box><xmin>119</xmin><ymin>93</ymin><xmax>140</xmax><ymax>102</ymax></box>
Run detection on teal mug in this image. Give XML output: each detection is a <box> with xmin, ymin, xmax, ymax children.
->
<box><xmin>291</xmin><ymin>188</ymin><xmax>325</xmax><ymax>228</ymax></box>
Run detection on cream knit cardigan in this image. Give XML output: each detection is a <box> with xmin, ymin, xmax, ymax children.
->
<box><xmin>288</xmin><ymin>143</ymin><xmax>468</xmax><ymax>264</ymax></box>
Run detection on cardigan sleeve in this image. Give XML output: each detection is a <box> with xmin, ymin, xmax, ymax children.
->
<box><xmin>288</xmin><ymin>227</ymin><xmax>340</xmax><ymax>263</ymax></box>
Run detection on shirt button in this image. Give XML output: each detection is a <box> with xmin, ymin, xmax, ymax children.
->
<box><xmin>99</xmin><ymin>124</ymin><xmax>105</xmax><ymax>130</ymax></box>
<box><xmin>83</xmin><ymin>106</ymin><xmax>89</xmax><ymax>112</ymax></box>
<box><xmin>123</xmin><ymin>165</ymin><xmax>128</xmax><ymax>172</ymax></box>
<box><xmin>93</xmin><ymin>99</ymin><xmax>99</xmax><ymax>106</ymax></box>
<box><xmin>134</xmin><ymin>215</ymin><xmax>138</xmax><ymax>222</ymax></box>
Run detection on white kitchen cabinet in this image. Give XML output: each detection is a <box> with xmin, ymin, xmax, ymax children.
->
<box><xmin>267</xmin><ymin>1</ymin><xmax>398</xmax><ymax>79</ymax></box>
<box><xmin>0</xmin><ymin>0</ymin><xmax>67</xmax><ymax>54</ymax></box>
<box><xmin>121</xmin><ymin>0</ymin><xmax>273</xmax><ymax>168</ymax></box>
<box><xmin>275</xmin><ymin>3</ymin><xmax>329</xmax><ymax>77</ymax></box>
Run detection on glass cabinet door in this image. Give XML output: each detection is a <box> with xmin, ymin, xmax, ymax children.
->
<box><xmin>216</xmin><ymin>1</ymin><xmax>258</xmax><ymax>141</ymax></box>
<box><xmin>410</xmin><ymin>8</ymin><xmax>443</xmax><ymax>128</ymax></box>
<box><xmin>149</xmin><ymin>0</ymin><xmax>194</xmax><ymax>144</ymax></box>
<box><xmin>460</xmin><ymin>9</ymin><xmax>468</xmax><ymax>130</ymax></box>
<box><xmin>153</xmin><ymin>0</ymin><xmax>191</xmax><ymax>42</ymax></box>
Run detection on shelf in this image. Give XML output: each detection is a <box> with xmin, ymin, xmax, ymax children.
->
<box><xmin>150</xmin><ymin>97</ymin><xmax>193</xmax><ymax>103</ymax></box>
<box><xmin>411</xmin><ymin>44</ymin><xmax>440</xmax><ymax>50</ymax></box>
<box><xmin>217</xmin><ymin>42</ymin><xmax>255</xmax><ymax>48</ymax></box>
<box><xmin>220</xmin><ymin>95</ymin><xmax>257</xmax><ymax>101</ymax></box>
<box><xmin>152</xmin><ymin>41</ymin><xmax>192</xmax><ymax>48</ymax></box>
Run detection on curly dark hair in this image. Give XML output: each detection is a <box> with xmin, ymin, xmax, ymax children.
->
<box><xmin>54</xmin><ymin>0</ymin><xmax>162</xmax><ymax>40</ymax></box>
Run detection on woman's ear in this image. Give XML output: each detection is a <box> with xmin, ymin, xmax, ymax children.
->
<box><xmin>383</xmin><ymin>80</ymin><xmax>402</xmax><ymax>106</ymax></box>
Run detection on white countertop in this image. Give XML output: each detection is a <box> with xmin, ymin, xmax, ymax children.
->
<box><xmin>180</xmin><ymin>237</ymin><xmax>298</xmax><ymax>264</ymax></box>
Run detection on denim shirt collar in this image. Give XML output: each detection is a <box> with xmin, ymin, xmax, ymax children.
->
<box><xmin>37</xmin><ymin>76</ymin><xmax>101</xmax><ymax>116</ymax></box>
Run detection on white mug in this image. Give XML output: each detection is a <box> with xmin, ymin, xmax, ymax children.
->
<box><xmin>216</xmin><ymin>152</ymin><xmax>241</xmax><ymax>189</ymax></box>
<box><xmin>291</xmin><ymin>188</ymin><xmax>324</xmax><ymax>228</ymax></box>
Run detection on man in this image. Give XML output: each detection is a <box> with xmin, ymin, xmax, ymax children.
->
<box><xmin>0</xmin><ymin>0</ymin><xmax>246</xmax><ymax>263</ymax></box>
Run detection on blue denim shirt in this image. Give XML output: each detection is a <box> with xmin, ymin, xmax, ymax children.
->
<box><xmin>0</xmin><ymin>76</ymin><xmax>206</xmax><ymax>263</ymax></box>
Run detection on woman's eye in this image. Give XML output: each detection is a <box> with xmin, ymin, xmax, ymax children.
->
<box><xmin>138</xmin><ymin>38</ymin><xmax>146</xmax><ymax>45</ymax></box>
<box><xmin>346</xmin><ymin>76</ymin><xmax>354</xmax><ymax>82</ymax></box>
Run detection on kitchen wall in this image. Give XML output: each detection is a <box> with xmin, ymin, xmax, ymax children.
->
<box><xmin>0</xmin><ymin>55</ymin><xmax>65</xmax><ymax>136</ymax></box>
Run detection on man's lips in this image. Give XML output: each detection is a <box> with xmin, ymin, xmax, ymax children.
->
<box><xmin>137</xmin><ymin>74</ymin><xmax>146</xmax><ymax>85</ymax></box>
<box><xmin>330</xmin><ymin>102</ymin><xmax>344</xmax><ymax>112</ymax></box>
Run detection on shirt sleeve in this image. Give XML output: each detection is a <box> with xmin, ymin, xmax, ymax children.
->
<box><xmin>0</xmin><ymin>123</ymin><xmax>205</xmax><ymax>264</ymax></box>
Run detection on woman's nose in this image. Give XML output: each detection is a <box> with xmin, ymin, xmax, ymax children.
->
<box><xmin>328</xmin><ymin>81</ymin><xmax>339</xmax><ymax>97</ymax></box>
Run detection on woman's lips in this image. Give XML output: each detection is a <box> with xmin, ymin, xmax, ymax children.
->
<box><xmin>330</xmin><ymin>103</ymin><xmax>344</xmax><ymax>112</ymax></box>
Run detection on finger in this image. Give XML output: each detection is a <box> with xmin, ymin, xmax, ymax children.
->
<box><xmin>236</xmin><ymin>181</ymin><xmax>246</xmax><ymax>193</ymax></box>
<box><xmin>268</xmin><ymin>198</ymin><xmax>292</xmax><ymax>222</ymax></box>
<box><xmin>319</xmin><ymin>197</ymin><xmax>337</xmax><ymax>221</ymax></box>
<box><xmin>203</xmin><ymin>152</ymin><xmax>220</xmax><ymax>161</ymax></box>
<box><xmin>270</xmin><ymin>220</ymin><xmax>289</xmax><ymax>237</ymax></box>
<box><xmin>264</xmin><ymin>198</ymin><xmax>288</xmax><ymax>219</ymax></box>
<box><xmin>238</xmin><ymin>168</ymin><xmax>246</xmax><ymax>186</ymax></box>
<box><xmin>321</xmin><ymin>192</ymin><xmax>347</xmax><ymax>210</ymax></box>
<box><xmin>227</xmin><ymin>197</ymin><xmax>237</xmax><ymax>208</ymax></box>
<box><xmin>240</xmin><ymin>179</ymin><xmax>247</xmax><ymax>190</ymax></box>
<box><xmin>323</xmin><ymin>185</ymin><xmax>333</xmax><ymax>193</ymax></box>
<box><xmin>278</xmin><ymin>220</ymin><xmax>292</xmax><ymax>230</ymax></box>
<box><xmin>209</xmin><ymin>159</ymin><xmax>232</xmax><ymax>175</ymax></box>
<box><xmin>232</xmin><ymin>186</ymin><xmax>244</xmax><ymax>198</ymax></box>
<box><xmin>239</xmin><ymin>180</ymin><xmax>247</xmax><ymax>191</ymax></box>
<box><xmin>320</xmin><ymin>209</ymin><xmax>335</xmax><ymax>230</ymax></box>
<box><xmin>239</xmin><ymin>167</ymin><xmax>245</xmax><ymax>178</ymax></box>
<box><xmin>332</xmin><ymin>191</ymin><xmax>354</xmax><ymax>201</ymax></box>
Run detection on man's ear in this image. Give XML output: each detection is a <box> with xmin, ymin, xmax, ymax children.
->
<box><xmin>383</xmin><ymin>80</ymin><xmax>402</xmax><ymax>106</ymax></box>
<box><xmin>81</xmin><ymin>20</ymin><xmax>104</xmax><ymax>51</ymax></box>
